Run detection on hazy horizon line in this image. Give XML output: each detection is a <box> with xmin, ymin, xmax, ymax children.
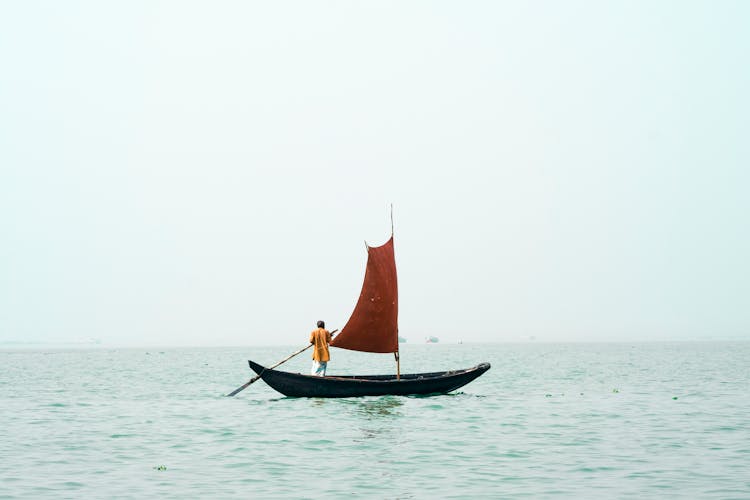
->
<box><xmin>2</xmin><ymin>338</ymin><xmax>747</xmax><ymax>351</ymax></box>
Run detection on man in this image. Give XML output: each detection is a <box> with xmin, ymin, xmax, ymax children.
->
<box><xmin>309</xmin><ymin>320</ymin><xmax>332</xmax><ymax>376</ymax></box>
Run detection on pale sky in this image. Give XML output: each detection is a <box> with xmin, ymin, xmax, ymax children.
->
<box><xmin>1</xmin><ymin>1</ymin><xmax>748</xmax><ymax>346</ymax></box>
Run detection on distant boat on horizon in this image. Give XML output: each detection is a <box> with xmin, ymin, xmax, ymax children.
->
<box><xmin>398</xmin><ymin>336</ymin><xmax>407</xmax><ymax>343</ymax></box>
<box><xmin>425</xmin><ymin>336</ymin><xmax>439</xmax><ymax>343</ymax></box>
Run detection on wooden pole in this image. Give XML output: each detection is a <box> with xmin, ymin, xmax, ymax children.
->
<box><xmin>390</xmin><ymin>203</ymin><xmax>394</xmax><ymax>236</ymax></box>
<box><xmin>392</xmin><ymin>205</ymin><xmax>397</xmax><ymax>379</ymax></box>
<box><xmin>226</xmin><ymin>329</ymin><xmax>338</xmax><ymax>396</ymax></box>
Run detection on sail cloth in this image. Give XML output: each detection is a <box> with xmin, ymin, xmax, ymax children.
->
<box><xmin>331</xmin><ymin>237</ymin><xmax>399</xmax><ymax>354</ymax></box>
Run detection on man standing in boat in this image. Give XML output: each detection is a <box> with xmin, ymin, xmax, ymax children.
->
<box><xmin>309</xmin><ymin>320</ymin><xmax>332</xmax><ymax>376</ymax></box>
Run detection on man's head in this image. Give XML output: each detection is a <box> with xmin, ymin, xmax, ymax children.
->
<box><xmin>317</xmin><ymin>320</ymin><xmax>325</xmax><ymax>328</ymax></box>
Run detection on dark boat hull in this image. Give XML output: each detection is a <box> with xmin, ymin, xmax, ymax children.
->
<box><xmin>248</xmin><ymin>360</ymin><xmax>491</xmax><ymax>398</ymax></box>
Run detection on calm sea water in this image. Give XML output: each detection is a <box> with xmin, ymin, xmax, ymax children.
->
<box><xmin>1</xmin><ymin>342</ymin><xmax>748</xmax><ymax>499</ymax></box>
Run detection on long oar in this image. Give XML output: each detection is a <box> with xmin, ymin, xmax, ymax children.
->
<box><xmin>226</xmin><ymin>329</ymin><xmax>338</xmax><ymax>397</ymax></box>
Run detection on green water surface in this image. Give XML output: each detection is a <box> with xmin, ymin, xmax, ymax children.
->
<box><xmin>1</xmin><ymin>342</ymin><xmax>748</xmax><ymax>498</ymax></box>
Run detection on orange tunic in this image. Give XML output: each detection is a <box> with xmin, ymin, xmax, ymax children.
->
<box><xmin>309</xmin><ymin>328</ymin><xmax>332</xmax><ymax>362</ymax></box>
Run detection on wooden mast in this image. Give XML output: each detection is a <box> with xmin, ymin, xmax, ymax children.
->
<box><xmin>391</xmin><ymin>204</ymin><xmax>400</xmax><ymax>380</ymax></box>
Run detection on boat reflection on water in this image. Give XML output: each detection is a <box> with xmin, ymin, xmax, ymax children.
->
<box><xmin>354</xmin><ymin>397</ymin><xmax>404</xmax><ymax>441</ymax></box>
<box><xmin>357</xmin><ymin>396</ymin><xmax>403</xmax><ymax>418</ymax></box>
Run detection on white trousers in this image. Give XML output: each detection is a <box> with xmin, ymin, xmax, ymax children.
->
<box><xmin>311</xmin><ymin>361</ymin><xmax>327</xmax><ymax>376</ymax></box>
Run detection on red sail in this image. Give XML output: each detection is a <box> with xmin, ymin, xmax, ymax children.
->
<box><xmin>331</xmin><ymin>237</ymin><xmax>398</xmax><ymax>353</ymax></box>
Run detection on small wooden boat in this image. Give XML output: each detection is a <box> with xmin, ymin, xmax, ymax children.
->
<box><xmin>241</xmin><ymin>214</ymin><xmax>490</xmax><ymax>398</ymax></box>
<box><xmin>248</xmin><ymin>359</ymin><xmax>491</xmax><ymax>398</ymax></box>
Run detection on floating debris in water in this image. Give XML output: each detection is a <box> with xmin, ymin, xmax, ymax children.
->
<box><xmin>153</xmin><ymin>465</ymin><xmax>167</xmax><ymax>471</ymax></box>
<box><xmin>612</xmin><ymin>388</ymin><xmax>620</xmax><ymax>393</ymax></box>
<box><xmin>545</xmin><ymin>394</ymin><xmax>552</xmax><ymax>397</ymax></box>
<box><xmin>672</xmin><ymin>396</ymin><xmax>678</xmax><ymax>400</ymax></box>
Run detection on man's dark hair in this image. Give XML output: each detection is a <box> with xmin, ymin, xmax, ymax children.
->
<box><xmin>317</xmin><ymin>320</ymin><xmax>325</xmax><ymax>328</ymax></box>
